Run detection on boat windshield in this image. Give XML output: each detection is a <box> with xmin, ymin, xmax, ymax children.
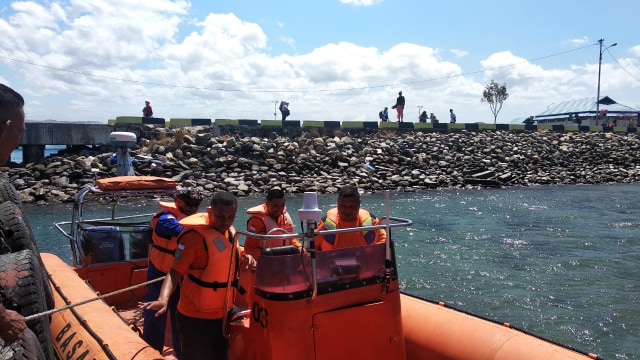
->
<box><xmin>254</xmin><ymin>243</ymin><xmax>386</xmax><ymax>295</ymax></box>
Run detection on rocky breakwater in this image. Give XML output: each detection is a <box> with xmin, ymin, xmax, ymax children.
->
<box><xmin>4</xmin><ymin>127</ymin><xmax>640</xmax><ymax>204</ymax></box>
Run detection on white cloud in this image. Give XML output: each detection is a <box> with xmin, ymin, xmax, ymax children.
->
<box><xmin>450</xmin><ymin>49</ymin><xmax>468</xmax><ymax>58</ymax></box>
<box><xmin>280</xmin><ymin>36</ymin><xmax>296</xmax><ymax>50</ymax></box>
<box><xmin>566</xmin><ymin>36</ymin><xmax>589</xmax><ymax>46</ymax></box>
<box><xmin>339</xmin><ymin>0</ymin><xmax>383</xmax><ymax>6</ymax></box>
<box><xmin>0</xmin><ymin>1</ymin><xmax>637</xmax><ymax>126</ymax></box>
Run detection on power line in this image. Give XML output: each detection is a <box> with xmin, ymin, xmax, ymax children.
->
<box><xmin>0</xmin><ymin>44</ymin><xmax>596</xmax><ymax>93</ymax></box>
<box><xmin>605</xmin><ymin>48</ymin><xmax>640</xmax><ymax>83</ymax></box>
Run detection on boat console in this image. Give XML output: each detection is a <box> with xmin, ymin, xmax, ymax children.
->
<box><xmin>229</xmin><ymin>191</ymin><xmax>413</xmax><ymax>360</ymax></box>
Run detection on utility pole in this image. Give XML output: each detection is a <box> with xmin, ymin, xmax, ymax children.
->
<box><xmin>273</xmin><ymin>100</ymin><xmax>279</xmax><ymax>120</ymax></box>
<box><xmin>596</xmin><ymin>38</ymin><xmax>617</xmax><ymax>113</ymax></box>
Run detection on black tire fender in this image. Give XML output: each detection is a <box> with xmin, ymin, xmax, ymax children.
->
<box><xmin>0</xmin><ymin>202</ymin><xmax>54</xmax><ymax>312</ymax></box>
<box><xmin>0</xmin><ymin>250</ymin><xmax>54</xmax><ymax>360</ymax></box>
<box><xmin>0</xmin><ymin>174</ymin><xmax>20</xmax><ymax>207</ymax></box>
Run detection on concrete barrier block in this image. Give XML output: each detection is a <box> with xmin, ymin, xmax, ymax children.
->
<box><xmin>145</xmin><ymin>118</ymin><xmax>165</xmax><ymax>127</ymax></box>
<box><xmin>302</xmin><ymin>120</ymin><xmax>324</xmax><ymax>127</ymax></box>
<box><xmin>324</xmin><ymin>121</ymin><xmax>341</xmax><ymax>129</ymax></box>
<box><xmin>238</xmin><ymin>119</ymin><xmax>259</xmax><ymax>126</ymax></box>
<box><xmin>363</xmin><ymin>121</ymin><xmax>379</xmax><ymax>129</ymax></box>
<box><xmin>414</xmin><ymin>123</ymin><xmax>433</xmax><ymax>130</ymax></box>
<box><xmin>115</xmin><ymin>116</ymin><xmax>143</xmax><ymax>124</ymax></box>
<box><xmin>260</xmin><ymin>120</ymin><xmax>282</xmax><ymax>127</ymax></box>
<box><xmin>380</xmin><ymin>122</ymin><xmax>399</xmax><ymax>129</ymax></box>
<box><xmin>478</xmin><ymin>123</ymin><xmax>496</xmax><ymax>130</ymax></box>
<box><xmin>169</xmin><ymin>118</ymin><xmax>192</xmax><ymax>128</ymax></box>
<box><xmin>215</xmin><ymin>119</ymin><xmax>240</xmax><ymax>126</ymax></box>
<box><xmin>342</xmin><ymin>122</ymin><xmax>364</xmax><ymax>129</ymax></box>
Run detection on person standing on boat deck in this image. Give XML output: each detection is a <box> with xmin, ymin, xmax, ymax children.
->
<box><xmin>142</xmin><ymin>188</ymin><xmax>203</xmax><ymax>359</ymax></box>
<box><xmin>0</xmin><ymin>84</ymin><xmax>26</xmax><ymax>165</ymax></box>
<box><xmin>449</xmin><ymin>109</ymin><xmax>457</xmax><ymax>123</ymax></box>
<box><xmin>142</xmin><ymin>100</ymin><xmax>153</xmax><ymax>118</ymax></box>
<box><xmin>140</xmin><ymin>191</ymin><xmax>256</xmax><ymax>360</ymax></box>
<box><xmin>393</xmin><ymin>91</ymin><xmax>405</xmax><ymax>122</ymax></box>
<box><xmin>314</xmin><ymin>185</ymin><xmax>386</xmax><ymax>251</ymax></box>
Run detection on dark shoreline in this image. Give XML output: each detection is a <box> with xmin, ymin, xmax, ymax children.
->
<box><xmin>4</xmin><ymin>128</ymin><xmax>640</xmax><ymax>204</ymax></box>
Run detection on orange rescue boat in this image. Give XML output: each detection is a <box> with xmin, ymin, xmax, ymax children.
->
<box><xmin>40</xmin><ymin>176</ymin><xmax>600</xmax><ymax>360</ymax></box>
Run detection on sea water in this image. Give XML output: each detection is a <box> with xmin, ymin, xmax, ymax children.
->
<box><xmin>24</xmin><ymin>184</ymin><xmax>640</xmax><ymax>359</ymax></box>
<box><xmin>10</xmin><ymin>145</ymin><xmax>68</xmax><ymax>164</ymax></box>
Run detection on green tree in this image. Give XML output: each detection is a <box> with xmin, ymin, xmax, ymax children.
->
<box><xmin>481</xmin><ymin>80</ymin><xmax>509</xmax><ymax>124</ymax></box>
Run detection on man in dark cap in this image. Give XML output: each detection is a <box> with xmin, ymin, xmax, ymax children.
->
<box><xmin>142</xmin><ymin>187</ymin><xmax>203</xmax><ymax>358</ymax></box>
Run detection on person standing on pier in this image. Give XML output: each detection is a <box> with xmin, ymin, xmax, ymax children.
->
<box><xmin>142</xmin><ymin>100</ymin><xmax>153</xmax><ymax>118</ymax></box>
<box><xmin>393</xmin><ymin>91</ymin><xmax>405</xmax><ymax>122</ymax></box>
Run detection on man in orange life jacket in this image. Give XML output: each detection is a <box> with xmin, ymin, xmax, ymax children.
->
<box><xmin>315</xmin><ymin>185</ymin><xmax>386</xmax><ymax>251</ymax></box>
<box><xmin>142</xmin><ymin>188</ymin><xmax>203</xmax><ymax>359</ymax></box>
<box><xmin>141</xmin><ymin>191</ymin><xmax>256</xmax><ymax>360</ymax></box>
<box><xmin>244</xmin><ymin>187</ymin><xmax>301</xmax><ymax>260</ymax></box>
<box><xmin>237</xmin><ymin>188</ymin><xmax>301</xmax><ymax>307</ymax></box>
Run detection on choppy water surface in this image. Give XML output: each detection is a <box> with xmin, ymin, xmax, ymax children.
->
<box><xmin>25</xmin><ymin>184</ymin><xmax>640</xmax><ymax>359</ymax></box>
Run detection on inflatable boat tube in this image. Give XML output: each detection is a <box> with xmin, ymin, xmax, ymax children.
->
<box><xmin>401</xmin><ymin>293</ymin><xmax>596</xmax><ymax>360</ymax></box>
<box><xmin>42</xmin><ymin>253</ymin><xmax>164</xmax><ymax>360</ymax></box>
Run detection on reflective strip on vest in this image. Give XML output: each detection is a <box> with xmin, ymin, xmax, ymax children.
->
<box><xmin>322</xmin><ymin>208</ymin><xmax>375</xmax><ymax>247</ymax></box>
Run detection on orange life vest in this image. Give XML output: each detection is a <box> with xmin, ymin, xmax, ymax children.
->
<box><xmin>177</xmin><ymin>213</ymin><xmax>238</xmax><ymax>320</ymax></box>
<box><xmin>245</xmin><ymin>204</ymin><xmax>296</xmax><ymax>254</ymax></box>
<box><xmin>149</xmin><ymin>201</ymin><xmax>189</xmax><ymax>273</ymax></box>
<box><xmin>319</xmin><ymin>208</ymin><xmax>375</xmax><ymax>251</ymax></box>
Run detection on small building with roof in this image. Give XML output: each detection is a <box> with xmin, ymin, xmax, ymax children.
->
<box><xmin>533</xmin><ymin>96</ymin><xmax>639</xmax><ymax>127</ymax></box>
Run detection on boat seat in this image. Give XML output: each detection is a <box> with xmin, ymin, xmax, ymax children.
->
<box><xmin>261</xmin><ymin>245</ymin><xmax>300</xmax><ymax>256</ymax></box>
<box><xmin>129</xmin><ymin>225</ymin><xmax>151</xmax><ymax>259</ymax></box>
<box><xmin>81</xmin><ymin>226</ymin><xmax>125</xmax><ymax>264</ymax></box>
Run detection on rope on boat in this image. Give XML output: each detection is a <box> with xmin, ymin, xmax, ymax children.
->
<box><xmin>24</xmin><ymin>275</ymin><xmax>166</xmax><ymax>321</ymax></box>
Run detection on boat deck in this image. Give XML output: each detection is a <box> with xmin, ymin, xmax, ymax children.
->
<box><xmin>119</xmin><ymin>307</ymin><xmax>177</xmax><ymax>360</ymax></box>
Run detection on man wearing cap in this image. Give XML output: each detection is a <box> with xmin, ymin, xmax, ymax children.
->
<box><xmin>142</xmin><ymin>188</ymin><xmax>203</xmax><ymax>358</ymax></box>
<box><xmin>141</xmin><ymin>191</ymin><xmax>256</xmax><ymax>359</ymax></box>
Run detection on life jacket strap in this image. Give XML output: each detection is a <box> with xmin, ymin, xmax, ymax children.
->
<box><xmin>187</xmin><ymin>274</ymin><xmax>237</xmax><ymax>292</ymax></box>
<box><xmin>152</xmin><ymin>244</ymin><xmax>175</xmax><ymax>255</ymax></box>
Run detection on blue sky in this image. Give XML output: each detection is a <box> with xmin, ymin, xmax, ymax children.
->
<box><xmin>0</xmin><ymin>0</ymin><xmax>638</xmax><ymax>124</ymax></box>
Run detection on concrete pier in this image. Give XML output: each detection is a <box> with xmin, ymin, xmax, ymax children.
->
<box><xmin>19</xmin><ymin>122</ymin><xmax>113</xmax><ymax>164</ymax></box>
